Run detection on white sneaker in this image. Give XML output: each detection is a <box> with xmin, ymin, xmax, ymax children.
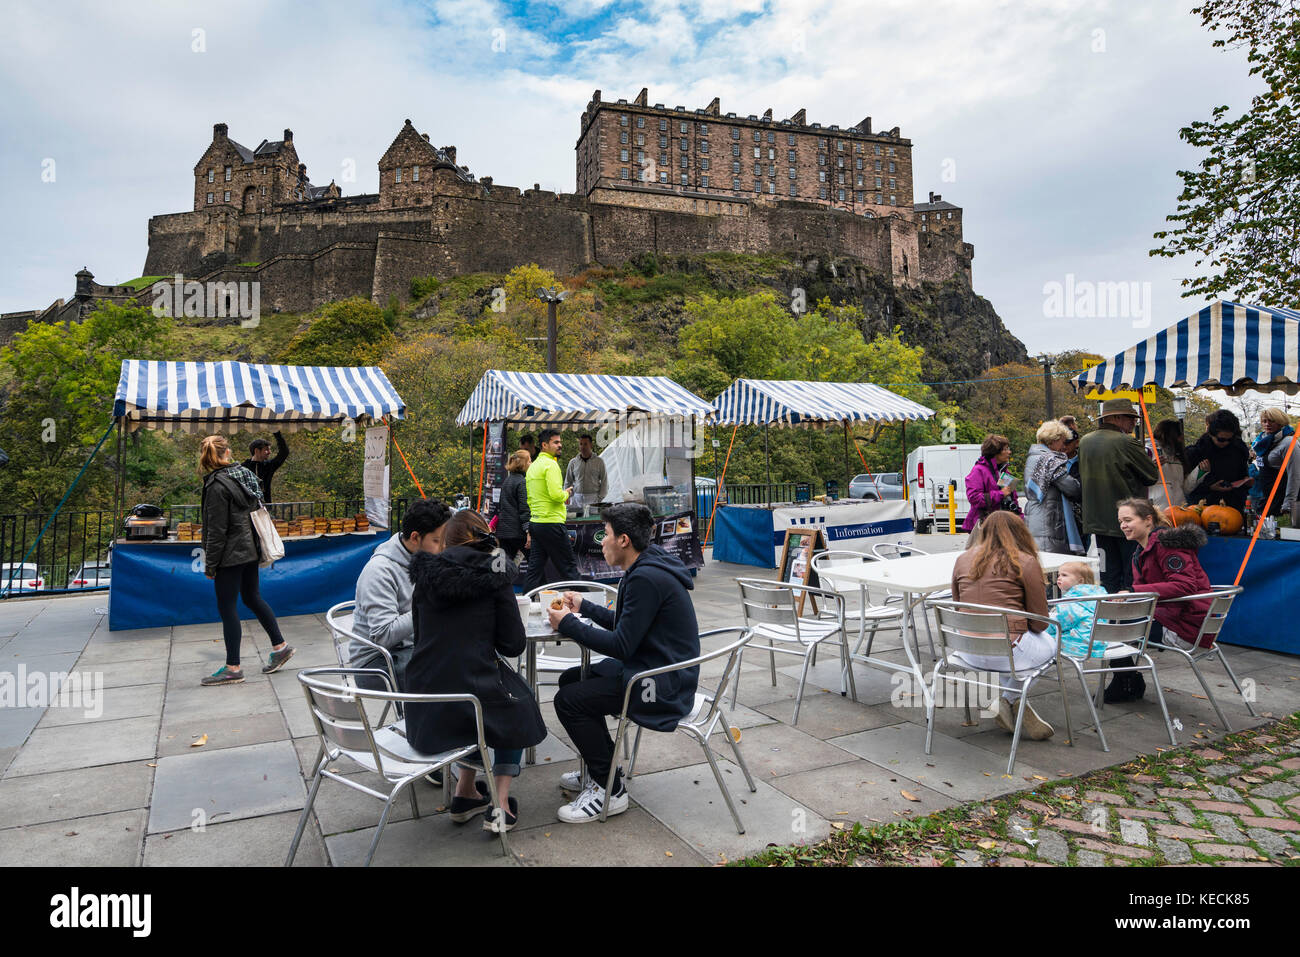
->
<box><xmin>557</xmin><ymin>779</ymin><xmax>628</xmax><ymax>824</ymax></box>
<box><xmin>1021</xmin><ymin>702</ymin><xmax>1055</xmax><ymax>740</ymax></box>
<box><xmin>993</xmin><ymin>697</ymin><xmax>1016</xmax><ymax>734</ymax></box>
<box><xmin>559</xmin><ymin>770</ymin><xmax>583</xmax><ymax>793</ymax></box>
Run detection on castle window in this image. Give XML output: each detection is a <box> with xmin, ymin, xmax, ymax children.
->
<box><xmin>620</xmin><ymin>168</ymin><xmax>629</xmax><ymax>179</ymax></box>
<box><xmin>787</xmin><ymin>133</ymin><xmax>795</xmax><ymax>145</ymax></box>
<box><xmin>856</xmin><ymin>191</ymin><xmax>864</xmax><ymax>202</ymax></box>
<box><xmin>818</xmin><ymin>155</ymin><xmax>826</xmax><ymax>166</ymax></box>
<box><xmin>660</xmin><ymin>170</ymin><xmax>669</xmax><ymax>182</ymax></box>
<box><xmin>922</xmin><ymin>224</ymin><xmax>927</xmax><ymax>231</ymax></box>
<box><xmin>660</xmin><ymin>118</ymin><xmax>667</xmax><ymax>131</ymax></box>
<box><xmin>837</xmin><ymin>141</ymin><xmax>845</xmax><ymax>152</ymax></box>
<box><xmin>660</xmin><ymin>153</ymin><xmax>668</xmax><ymax>165</ymax></box>
<box><xmin>766</xmin><ymin>132</ymin><xmax>774</xmax><ymax>143</ymax></box>
<box><xmin>636</xmin><ymin>116</ymin><xmax>645</xmax><ymax>128</ymax></box>
<box><xmin>224</xmin><ymin>190</ymin><xmax>231</xmax><ymax>202</ymax></box>
<box><xmin>889</xmin><ymin>162</ymin><xmax>896</xmax><ymax>173</ymax></box>
<box><xmin>732</xmin><ymin>161</ymin><xmax>740</xmax><ymax>173</ymax></box>
<box><xmin>680</xmin><ymin>122</ymin><xmax>688</xmax><ymax>133</ymax></box>
<box><xmin>890</xmin><ymin>195</ymin><xmax>897</xmax><ymax>205</ymax></box>
<box><xmin>789</xmin><ymin>185</ymin><xmax>796</xmax><ymax>196</ymax></box>
<box><xmin>637</xmin><ymin>151</ymin><xmax>645</xmax><ymax>163</ymax></box>
<box><xmin>207</xmin><ymin>169</ymin><xmax>214</xmax><ymax>183</ymax></box>
<box><xmin>766</xmin><ymin>148</ymin><xmax>774</xmax><ymax>160</ymax></box>
<box><xmin>838</xmin><ymin>189</ymin><xmax>846</xmax><ymax>201</ymax></box>
<box><xmin>947</xmin><ymin>211</ymin><xmax>953</xmax><ymax>219</ymax></box>
<box><xmin>875</xmin><ymin>160</ymin><xmax>881</xmax><ymax>171</ymax></box>
<box><xmin>224</xmin><ymin>166</ymin><xmax>232</xmax><ymax>181</ymax></box>
<box><xmin>261</xmin><ymin>186</ymin><xmax>266</xmax><ymax>196</ymax></box>
<box><xmin>681</xmin><ymin>155</ymin><xmax>689</xmax><ymax>168</ymax></box>
<box><xmin>788</xmin><ymin>167</ymin><xmax>796</xmax><ymax>180</ymax></box>
<box><xmin>636</xmin><ymin>134</ymin><xmax>644</xmax><ymax>146</ymax></box>
<box><xmin>876</xmin><ymin>193</ymin><xmax>883</xmax><ymax>204</ymax></box>
<box><xmin>732</xmin><ymin>144</ymin><xmax>739</xmax><ymax>157</ymax></box>
<box><xmin>768</xmin><ymin>182</ymin><xmax>775</xmax><ymax>193</ymax></box>
<box><xmin>888</xmin><ymin>147</ymin><xmax>896</xmax><ymax>156</ymax></box>
<box><xmin>701</xmin><ymin>175</ymin><xmax>708</xmax><ymax>187</ymax></box>
<box><xmin>620</xmin><ymin>149</ymin><xmax>628</xmax><ymax>162</ymax></box>
<box><xmin>875</xmin><ymin>177</ymin><xmax>882</xmax><ymax>187</ymax></box>
<box><xmin>620</xmin><ymin>131</ymin><xmax>628</xmax><ymax>144</ymax></box>
<box><xmin>856</xmin><ymin>158</ymin><xmax>863</xmax><ymax>169</ymax></box>
<box><xmin>700</xmin><ymin>141</ymin><xmax>709</xmax><ymax>153</ymax></box>
<box><xmin>413</xmin><ymin>166</ymin><xmax>419</xmax><ymax>181</ymax></box>
<box><xmin>754</xmin><ymin>181</ymin><xmax>761</xmax><ymax>193</ymax></box>
<box><xmin>698</xmin><ymin>123</ymin><xmax>708</xmax><ymax>134</ymax></box>
<box><xmin>681</xmin><ymin>174</ymin><xmax>688</xmax><ymax>185</ymax></box>
<box><xmin>206</xmin><ymin>192</ymin><xmax>214</xmax><ymax>204</ymax></box>
<box><xmin>787</xmin><ymin>150</ymin><xmax>796</xmax><ymax>162</ymax></box>
<box><xmin>874</xmin><ymin>145</ymin><xmax>882</xmax><ymax>155</ymax></box>
<box><xmin>732</xmin><ymin>177</ymin><xmax>741</xmax><ymax>190</ymax></box>
<box><xmin>856</xmin><ymin>143</ymin><xmax>863</xmax><ymax>153</ymax></box>
<box><xmin>889</xmin><ymin>178</ymin><xmax>896</xmax><ymax>189</ymax></box>
<box><xmin>837</xmin><ymin>173</ymin><xmax>845</xmax><ymax>185</ymax></box>
<box><xmin>620</xmin><ymin>114</ymin><xmax>628</xmax><ymax>126</ymax></box>
<box><xmin>921</xmin><ymin>213</ymin><xmax>927</xmax><ymax>221</ymax></box>
<box><xmin>818</xmin><ymin>171</ymin><xmax>826</xmax><ymax>182</ymax></box>
<box><xmin>819</xmin><ymin>187</ymin><xmax>827</xmax><ymax>199</ymax></box>
<box><xmin>396</xmin><ymin>167</ymin><xmax>402</xmax><ymax>183</ymax></box>
<box><xmin>701</xmin><ymin>157</ymin><xmax>710</xmax><ymax>170</ymax></box>
<box><xmin>753</xmin><ymin>147</ymin><xmax>760</xmax><ymax>159</ymax></box>
<box><xmin>753</xmin><ymin>131</ymin><xmax>760</xmax><ymax>143</ymax></box>
<box><xmin>818</xmin><ymin>138</ymin><xmax>826</xmax><ymax>150</ymax></box>
<box><xmin>680</xmin><ymin>138</ymin><xmax>688</xmax><ymax>151</ymax></box>
<box><xmin>767</xmin><ymin>164</ymin><xmax>775</xmax><ymax>177</ymax></box>
<box><xmin>731</xmin><ymin>127</ymin><xmax>739</xmax><ymax>139</ymax></box>
<box><xmin>837</xmin><ymin>157</ymin><xmax>844</xmax><ymax>168</ymax></box>
<box><xmin>856</xmin><ymin>175</ymin><xmax>863</xmax><ymax>186</ymax></box>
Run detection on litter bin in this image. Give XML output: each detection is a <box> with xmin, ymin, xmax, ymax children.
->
<box><xmin>824</xmin><ymin>480</ymin><xmax>839</xmax><ymax>500</ymax></box>
<box><xmin>795</xmin><ymin>482</ymin><xmax>812</xmax><ymax>503</ymax></box>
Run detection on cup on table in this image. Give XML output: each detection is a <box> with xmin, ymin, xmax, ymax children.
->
<box><xmin>517</xmin><ymin>595</ymin><xmax>531</xmax><ymax>625</ymax></box>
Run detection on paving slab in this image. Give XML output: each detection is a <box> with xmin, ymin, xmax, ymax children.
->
<box><xmin>148</xmin><ymin>739</ymin><xmax>305</xmax><ymax>834</ymax></box>
<box><xmin>829</xmin><ymin>722</ymin><xmax>1051</xmax><ymax>800</ymax></box>
<box><xmin>512</xmin><ymin>807</ymin><xmax>709</xmax><ymax>866</ymax></box>
<box><xmin>0</xmin><ymin>760</ymin><xmax>154</xmax><ymax>828</ymax></box>
<box><xmin>144</xmin><ymin>810</ymin><xmax>328</xmax><ymax>866</ymax></box>
<box><xmin>156</xmin><ymin>709</ymin><xmax>290</xmax><ymax>757</ymax></box>
<box><xmin>4</xmin><ymin>715</ymin><xmax>159</xmax><ymax>777</ymax></box>
<box><xmin>0</xmin><ymin>808</ymin><xmax>145</xmax><ymax>866</ymax></box>
<box><xmin>324</xmin><ymin>814</ymin><xmax>520</xmax><ymax>866</ymax></box>
<box><xmin>92</xmin><ymin>656</ymin><xmax>170</xmax><ymax>689</ymax></box>
<box><xmin>0</xmin><ymin>706</ymin><xmax>44</xmax><ymax>748</ymax></box>
<box><xmin>86</xmin><ymin>625</ymin><xmax>172</xmax><ymax>644</ymax></box>
<box><xmin>162</xmin><ymin>677</ymin><xmax>281</xmax><ymax>725</ymax></box>
<box><xmin>766</xmin><ymin>757</ymin><xmax>958</xmax><ymax>822</ymax></box>
<box><xmin>755</xmin><ymin>693</ymin><xmax>905</xmax><ymax>740</ymax></box>
<box><xmin>76</xmin><ymin>638</ymin><xmax>170</xmax><ymax>666</ymax></box>
<box><xmin>707</xmin><ymin>720</ymin><xmax>857</xmax><ymax>778</ymax></box>
<box><xmin>628</xmin><ymin>758</ymin><xmax>830</xmax><ymax>860</ymax></box>
<box><xmin>35</xmin><ymin>681</ymin><xmax>163</xmax><ymax>728</ymax></box>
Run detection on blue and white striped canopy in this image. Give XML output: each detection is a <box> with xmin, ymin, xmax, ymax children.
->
<box><xmin>1071</xmin><ymin>301</ymin><xmax>1300</xmax><ymax>397</ymax></box>
<box><xmin>114</xmin><ymin>360</ymin><xmax>406</xmax><ymax>432</ymax></box>
<box><xmin>710</xmin><ymin>379</ymin><xmax>935</xmax><ymax>427</ymax></box>
<box><xmin>455</xmin><ymin>370</ymin><xmax>711</xmax><ymax>427</ymax></box>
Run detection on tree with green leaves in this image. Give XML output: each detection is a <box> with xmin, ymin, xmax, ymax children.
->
<box><xmin>1151</xmin><ymin>0</ymin><xmax>1300</xmax><ymax>303</ymax></box>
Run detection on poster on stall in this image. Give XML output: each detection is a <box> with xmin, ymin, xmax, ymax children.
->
<box><xmin>483</xmin><ymin>422</ymin><xmax>507</xmax><ymax>515</ymax></box>
<box><xmin>363</xmin><ymin>425</ymin><xmax>390</xmax><ymax>528</ymax></box>
<box><xmin>514</xmin><ymin>510</ymin><xmax>705</xmax><ymax>585</ymax></box>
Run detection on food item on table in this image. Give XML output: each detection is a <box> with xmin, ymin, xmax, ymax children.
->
<box><xmin>550</xmin><ymin>598</ymin><xmax>564</xmax><ymax>610</ymax></box>
<box><xmin>1200</xmin><ymin>502</ymin><xmax>1243</xmax><ymax>535</ymax></box>
<box><xmin>1165</xmin><ymin>505</ymin><xmax>1203</xmax><ymax>528</ymax></box>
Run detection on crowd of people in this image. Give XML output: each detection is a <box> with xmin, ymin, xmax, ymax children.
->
<box><xmin>954</xmin><ymin>400</ymin><xmax>1296</xmax><ymax>735</ymax></box>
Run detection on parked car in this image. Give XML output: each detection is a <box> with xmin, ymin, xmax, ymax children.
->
<box><xmin>1</xmin><ymin>562</ymin><xmax>43</xmax><ymax>596</ymax></box>
<box><xmin>906</xmin><ymin>444</ymin><xmax>982</xmax><ymax>533</ymax></box>
<box><xmin>849</xmin><ymin>472</ymin><xmax>905</xmax><ymax>501</ymax></box>
<box><xmin>69</xmin><ymin>561</ymin><xmax>112</xmax><ymax>589</ymax></box>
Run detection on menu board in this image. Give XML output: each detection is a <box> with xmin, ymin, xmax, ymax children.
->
<box><xmin>363</xmin><ymin>425</ymin><xmax>390</xmax><ymax>528</ymax></box>
<box><xmin>483</xmin><ymin>422</ymin><xmax>507</xmax><ymax>515</ymax></box>
<box><xmin>776</xmin><ymin>527</ymin><xmax>826</xmax><ymax>615</ymax></box>
<box><xmin>515</xmin><ymin>510</ymin><xmax>704</xmax><ymax>584</ymax></box>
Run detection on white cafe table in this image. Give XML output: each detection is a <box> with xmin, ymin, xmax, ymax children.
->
<box><xmin>521</xmin><ymin>614</ymin><xmax>593</xmax><ymax>767</ymax></box>
<box><xmin>822</xmin><ymin>550</ymin><xmax>1099</xmax><ymax>709</ymax></box>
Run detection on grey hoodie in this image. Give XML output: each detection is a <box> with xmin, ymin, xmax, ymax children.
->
<box><xmin>349</xmin><ymin>533</ymin><xmax>416</xmax><ymax>666</ymax></box>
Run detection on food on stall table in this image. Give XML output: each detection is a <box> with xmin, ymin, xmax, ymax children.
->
<box><xmin>550</xmin><ymin>598</ymin><xmax>564</xmax><ymax>610</ymax></box>
<box><xmin>1200</xmin><ymin>502</ymin><xmax>1243</xmax><ymax>535</ymax></box>
<box><xmin>175</xmin><ymin>522</ymin><xmax>202</xmax><ymax>541</ymax></box>
<box><xmin>1165</xmin><ymin>505</ymin><xmax>1203</xmax><ymax>528</ymax></box>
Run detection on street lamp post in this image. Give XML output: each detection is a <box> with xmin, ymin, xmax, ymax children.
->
<box><xmin>1172</xmin><ymin>394</ymin><xmax>1187</xmax><ymax>422</ymax></box>
<box><xmin>534</xmin><ymin>287</ymin><xmax>570</xmax><ymax>373</ymax></box>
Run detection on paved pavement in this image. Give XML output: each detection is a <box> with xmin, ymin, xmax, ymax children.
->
<box><xmin>0</xmin><ymin>533</ymin><xmax>1295</xmax><ymax>867</ymax></box>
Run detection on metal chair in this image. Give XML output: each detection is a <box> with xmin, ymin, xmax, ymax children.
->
<box><xmin>325</xmin><ymin>600</ymin><xmax>401</xmax><ymax>722</ymax></box>
<box><xmin>732</xmin><ymin>578</ymin><xmax>851</xmax><ymax>725</ymax></box>
<box><xmin>1047</xmin><ymin>592</ymin><xmax>1177</xmax><ymax>746</ymax></box>
<box><xmin>610</xmin><ymin>629</ymin><xmax>758</xmax><ymax>833</ymax></box>
<box><xmin>520</xmin><ymin>581</ymin><xmax>618</xmax><ymax>685</ymax></box>
<box><xmin>1146</xmin><ymin>586</ymin><xmax>1256</xmax><ymax>732</ymax></box>
<box><xmin>927</xmin><ymin>599</ymin><xmax>1103</xmax><ymax>774</ymax></box>
<box><xmin>871</xmin><ymin>541</ymin><xmax>942</xmax><ymax>657</ymax></box>
<box><xmin>286</xmin><ymin>667</ymin><xmax>509</xmax><ymax>866</ymax></box>
<box><xmin>810</xmin><ymin>550</ymin><xmax>906</xmax><ymax>677</ymax></box>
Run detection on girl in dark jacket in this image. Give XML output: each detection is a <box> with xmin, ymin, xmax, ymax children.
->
<box><xmin>494</xmin><ymin>450</ymin><xmax>531</xmax><ymax>563</ymax></box>
<box><xmin>199</xmin><ymin>435</ymin><xmax>292</xmax><ymax>686</ymax></box>
<box><xmin>406</xmin><ymin>510</ymin><xmax>546</xmax><ymax>832</ymax></box>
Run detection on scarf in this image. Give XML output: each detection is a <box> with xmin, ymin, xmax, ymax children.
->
<box><xmin>1028</xmin><ymin>445</ymin><xmax>1069</xmax><ymax>503</ymax></box>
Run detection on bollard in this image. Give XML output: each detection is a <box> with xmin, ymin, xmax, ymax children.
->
<box><xmin>948</xmin><ymin>480</ymin><xmax>958</xmax><ymax>534</ymax></box>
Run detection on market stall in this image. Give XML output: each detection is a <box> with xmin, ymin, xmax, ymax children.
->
<box><xmin>1072</xmin><ymin>300</ymin><xmax>1300</xmax><ymax>654</ymax></box>
<box><xmin>707</xmin><ymin>378</ymin><xmax>934</xmax><ymax>568</ymax></box>
<box><xmin>108</xmin><ymin>360</ymin><xmax>405</xmax><ymax>631</ymax></box>
<box><xmin>455</xmin><ymin>370</ymin><xmax>712</xmax><ymax>580</ymax></box>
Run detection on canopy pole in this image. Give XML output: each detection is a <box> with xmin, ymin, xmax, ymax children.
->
<box><xmin>843</xmin><ymin>423</ymin><xmax>851</xmax><ymax>496</ymax></box>
<box><xmin>764</xmin><ymin>423</ymin><xmax>771</xmax><ymax>506</ymax></box>
<box><xmin>386</xmin><ymin>419</ymin><xmax>394</xmax><ymax>529</ymax></box>
<box><xmin>1137</xmin><ymin>393</ymin><xmax>1172</xmax><ymax>511</ymax></box>
<box><xmin>704</xmin><ymin>424</ymin><xmax>739</xmax><ymax>547</ymax></box>
<box><xmin>476</xmin><ymin>423</ymin><xmax>488</xmax><ymax>512</ymax></box>
<box><xmin>1234</xmin><ymin>430</ymin><xmax>1298</xmax><ymax>586</ymax></box>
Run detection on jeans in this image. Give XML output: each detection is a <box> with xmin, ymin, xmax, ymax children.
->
<box><xmin>1094</xmin><ymin>534</ymin><xmax>1137</xmax><ymax>593</ymax></box>
<box><xmin>353</xmin><ymin>643</ymin><xmax>413</xmax><ymax>691</ymax></box>
<box><xmin>460</xmin><ymin>749</ymin><xmax>524</xmax><ymax>778</ymax></box>
<box><xmin>957</xmin><ymin>628</ymin><xmax>1058</xmax><ymax>699</ymax></box>
<box><xmin>553</xmin><ymin>658</ymin><xmax>625</xmax><ymax>783</ymax></box>
<box><xmin>524</xmin><ymin>522</ymin><xmax>580</xmax><ymax>591</ymax></box>
<box><xmin>213</xmin><ymin>561</ymin><xmax>284</xmax><ymax>666</ymax></box>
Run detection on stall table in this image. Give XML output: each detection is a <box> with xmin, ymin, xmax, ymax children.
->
<box><xmin>712</xmin><ymin>499</ymin><xmax>912</xmax><ymax>568</ymax></box>
<box><xmin>1197</xmin><ymin>536</ymin><xmax>1300</xmax><ymax>655</ymax></box>
<box><xmin>109</xmin><ymin>532</ymin><xmax>381</xmax><ymax>631</ymax></box>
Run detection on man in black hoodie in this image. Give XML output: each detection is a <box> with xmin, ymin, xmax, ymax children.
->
<box><xmin>547</xmin><ymin>503</ymin><xmax>699</xmax><ymax>823</ymax></box>
<box><xmin>242</xmin><ymin>432</ymin><xmax>289</xmax><ymax>504</ymax></box>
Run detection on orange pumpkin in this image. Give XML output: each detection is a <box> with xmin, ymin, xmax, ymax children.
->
<box><xmin>1200</xmin><ymin>502</ymin><xmax>1243</xmax><ymax>535</ymax></box>
<box><xmin>1165</xmin><ymin>505</ymin><xmax>1203</xmax><ymax>528</ymax></box>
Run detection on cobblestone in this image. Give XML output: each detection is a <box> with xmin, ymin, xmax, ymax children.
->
<box><xmin>1251</xmin><ymin>781</ymin><xmax>1299</xmax><ymax>799</ymax></box>
<box><xmin>1118</xmin><ymin>819</ymin><xmax>1149</xmax><ymax>846</ymax></box>
<box><xmin>1169</xmin><ymin>803</ymin><xmax>1200</xmax><ymax>827</ymax></box>
<box><xmin>1246</xmin><ymin>827</ymin><xmax>1292</xmax><ymax>858</ymax></box>
<box><xmin>1155</xmin><ymin>836</ymin><xmax>1192</xmax><ymax>864</ymax></box>
<box><xmin>1238</xmin><ymin>816</ymin><xmax>1300</xmax><ymax>831</ymax></box>
<box><xmin>1193</xmin><ymin>843</ymin><xmax>1262</xmax><ymax>860</ymax></box>
<box><xmin>1206</xmin><ymin>784</ymin><xmax>1246</xmax><ymax>803</ymax></box>
<box><xmin>1200</xmin><ymin>763</ymin><xmax>1242</xmax><ymax>778</ymax></box>
<box><xmin>1035</xmin><ymin>829</ymin><xmax>1069</xmax><ymax>864</ymax></box>
<box><xmin>1075</xmin><ymin>849</ymin><xmax>1105</xmax><ymax>867</ymax></box>
<box><xmin>1073</xmin><ymin>837</ymin><xmax>1152</xmax><ymax>859</ymax></box>
<box><xmin>1202</xmin><ymin>812</ymin><xmax>1248</xmax><ymax>844</ymax></box>
<box><xmin>1153</xmin><ymin>822</ymin><xmax>1211</xmax><ymax>841</ymax></box>
<box><xmin>1084</xmin><ymin>790</ymin><xmax>1128</xmax><ymax>805</ymax></box>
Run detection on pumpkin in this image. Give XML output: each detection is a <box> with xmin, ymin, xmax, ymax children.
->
<box><xmin>1200</xmin><ymin>502</ymin><xmax>1243</xmax><ymax>535</ymax></box>
<box><xmin>1165</xmin><ymin>505</ymin><xmax>1203</xmax><ymax>528</ymax></box>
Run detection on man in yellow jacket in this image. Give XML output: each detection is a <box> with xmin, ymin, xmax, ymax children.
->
<box><xmin>525</xmin><ymin>429</ymin><xmax>581</xmax><ymax>589</ymax></box>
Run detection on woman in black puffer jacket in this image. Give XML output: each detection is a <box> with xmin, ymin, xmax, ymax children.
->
<box><xmin>494</xmin><ymin>450</ymin><xmax>531</xmax><ymax>563</ymax></box>
<box><xmin>406</xmin><ymin>510</ymin><xmax>546</xmax><ymax>832</ymax></box>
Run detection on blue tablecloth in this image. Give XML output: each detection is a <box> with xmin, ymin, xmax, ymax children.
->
<box><xmin>711</xmin><ymin>501</ymin><xmax>913</xmax><ymax>568</ymax></box>
<box><xmin>1198</xmin><ymin>536</ymin><xmax>1299</xmax><ymax>655</ymax></box>
<box><xmin>109</xmin><ymin>533</ymin><xmax>384</xmax><ymax>631</ymax></box>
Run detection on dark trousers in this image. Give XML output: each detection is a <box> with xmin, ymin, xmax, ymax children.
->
<box><xmin>1094</xmin><ymin>534</ymin><xmax>1137</xmax><ymax>593</ymax></box>
<box><xmin>554</xmin><ymin>659</ymin><xmax>625</xmax><ymax>784</ymax></box>
<box><xmin>213</xmin><ymin>561</ymin><xmax>284</xmax><ymax>667</ymax></box>
<box><xmin>497</xmin><ymin>536</ymin><xmax>527</xmax><ymax>565</ymax></box>
<box><xmin>524</xmin><ymin>522</ymin><xmax>580</xmax><ymax>591</ymax></box>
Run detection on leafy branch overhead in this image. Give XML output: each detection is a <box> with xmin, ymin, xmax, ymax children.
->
<box><xmin>1150</xmin><ymin>0</ymin><xmax>1300</xmax><ymax>303</ymax></box>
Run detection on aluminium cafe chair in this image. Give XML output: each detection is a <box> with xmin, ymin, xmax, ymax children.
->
<box><xmin>519</xmin><ymin>580</ymin><xmax>618</xmax><ymax>687</ymax></box>
<box><xmin>612</xmin><ymin>629</ymin><xmax>758</xmax><ymax>833</ymax></box>
<box><xmin>927</xmin><ymin>599</ymin><xmax>1101</xmax><ymax>774</ymax></box>
<box><xmin>871</xmin><ymin>541</ymin><xmax>942</xmax><ymax>658</ymax></box>
<box><xmin>810</xmin><ymin>550</ymin><xmax>906</xmax><ymax>687</ymax></box>
<box><xmin>326</xmin><ymin>600</ymin><xmax>400</xmax><ymax>723</ymax></box>
<box><xmin>287</xmin><ymin>667</ymin><xmax>510</xmax><ymax>866</ymax></box>
<box><xmin>1145</xmin><ymin>586</ymin><xmax>1256</xmax><ymax>733</ymax></box>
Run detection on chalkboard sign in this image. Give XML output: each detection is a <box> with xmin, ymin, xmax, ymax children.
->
<box><xmin>776</xmin><ymin>527</ymin><xmax>826</xmax><ymax>616</ymax></box>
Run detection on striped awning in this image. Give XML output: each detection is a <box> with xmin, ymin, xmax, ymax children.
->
<box><xmin>709</xmin><ymin>379</ymin><xmax>935</xmax><ymax>427</ymax></box>
<box><xmin>1071</xmin><ymin>301</ymin><xmax>1300</xmax><ymax>397</ymax></box>
<box><xmin>113</xmin><ymin>360</ymin><xmax>406</xmax><ymax>432</ymax></box>
<box><xmin>455</xmin><ymin>370</ymin><xmax>711</xmax><ymax>427</ymax></box>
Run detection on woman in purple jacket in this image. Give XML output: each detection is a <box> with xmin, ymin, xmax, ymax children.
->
<box><xmin>962</xmin><ymin>434</ymin><xmax>1023</xmax><ymax>532</ymax></box>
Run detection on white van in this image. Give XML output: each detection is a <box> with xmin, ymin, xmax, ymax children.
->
<box><xmin>906</xmin><ymin>444</ymin><xmax>982</xmax><ymax>533</ymax></box>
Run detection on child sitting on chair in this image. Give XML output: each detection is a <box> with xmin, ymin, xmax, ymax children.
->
<box><xmin>1051</xmin><ymin>561</ymin><xmax>1108</xmax><ymax>659</ymax></box>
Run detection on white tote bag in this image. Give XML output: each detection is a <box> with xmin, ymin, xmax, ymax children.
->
<box><xmin>249</xmin><ymin>507</ymin><xmax>285</xmax><ymax>567</ymax></box>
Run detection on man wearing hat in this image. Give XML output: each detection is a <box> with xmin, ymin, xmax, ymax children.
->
<box><xmin>1079</xmin><ymin>399</ymin><xmax>1159</xmax><ymax>593</ymax></box>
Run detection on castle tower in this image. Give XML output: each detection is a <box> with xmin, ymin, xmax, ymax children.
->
<box><xmin>377</xmin><ymin>119</ymin><xmax>472</xmax><ymax>209</ymax></box>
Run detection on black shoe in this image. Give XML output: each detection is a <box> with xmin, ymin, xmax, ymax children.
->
<box><xmin>449</xmin><ymin>781</ymin><xmax>490</xmax><ymax>823</ymax></box>
<box><xmin>1104</xmin><ymin>672</ymin><xmax>1146</xmax><ymax>703</ymax></box>
<box><xmin>483</xmin><ymin>796</ymin><xmax>519</xmax><ymax>833</ymax></box>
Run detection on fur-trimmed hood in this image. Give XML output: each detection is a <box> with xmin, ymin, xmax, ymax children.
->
<box><xmin>1155</xmin><ymin>524</ymin><xmax>1207</xmax><ymax>551</ymax></box>
<box><xmin>409</xmin><ymin>544</ymin><xmax>516</xmax><ymax>604</ymax></box>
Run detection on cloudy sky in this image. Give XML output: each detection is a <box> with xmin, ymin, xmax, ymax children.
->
<box><xmin>0</xmin><ymin>0</ymin><xmax>1266</xmax><ymax>363</ymax></box>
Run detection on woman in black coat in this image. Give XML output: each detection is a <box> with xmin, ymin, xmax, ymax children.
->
<box><xmin>494</xmin><ymin>450</ymin><xmax>531</xmax><ymax>562</ymax></box>
<box><xmin>1185</xmin><ymin>409</ymin><xmax>1251</xmax><ymax>511</ymax></box>
<box><xmin>406</xmin><ymin>510</ymin><xmax>546</xmax><ymax>832</ymax></box>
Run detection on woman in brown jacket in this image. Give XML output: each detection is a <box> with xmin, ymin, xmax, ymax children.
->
<box><xmin>950</xmin><ymin>510</ymin><xmax>1056</xmax><ymax>740</ymax></box>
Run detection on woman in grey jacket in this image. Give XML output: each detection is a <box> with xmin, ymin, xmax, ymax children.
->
<box><xmin>199</xmin><ymin>435</ymin><xmax>292</xmax><ymax>686</ymax></box>
<box><xmin>494</xmin><ymin>450</ymin><xmax>531</xmax><ymax>562</ymax></box>
<box><xmin>1023</xmin><ymin>420</ymin><xmax>1082</xmax><ymax>555</ymax></box>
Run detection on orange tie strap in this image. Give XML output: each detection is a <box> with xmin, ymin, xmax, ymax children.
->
<box><xmin>704</xmin><ymin>424</ymin><xmax>740</xmax><ymax>546</ymax></box>
<box><xmin>389</xmin><ymin>426</ymin><xmax>426</xmax><ymax>499</ymax></box>
<box><xmin>1235</xmin><ymin>430</ymin><xmax>1298</xmax><ymax>586</ymax></box>
<box><xmin>1137</xmin><ymin>392</ymin><xmax>1172</xmax><ymax>511</ymax></box>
